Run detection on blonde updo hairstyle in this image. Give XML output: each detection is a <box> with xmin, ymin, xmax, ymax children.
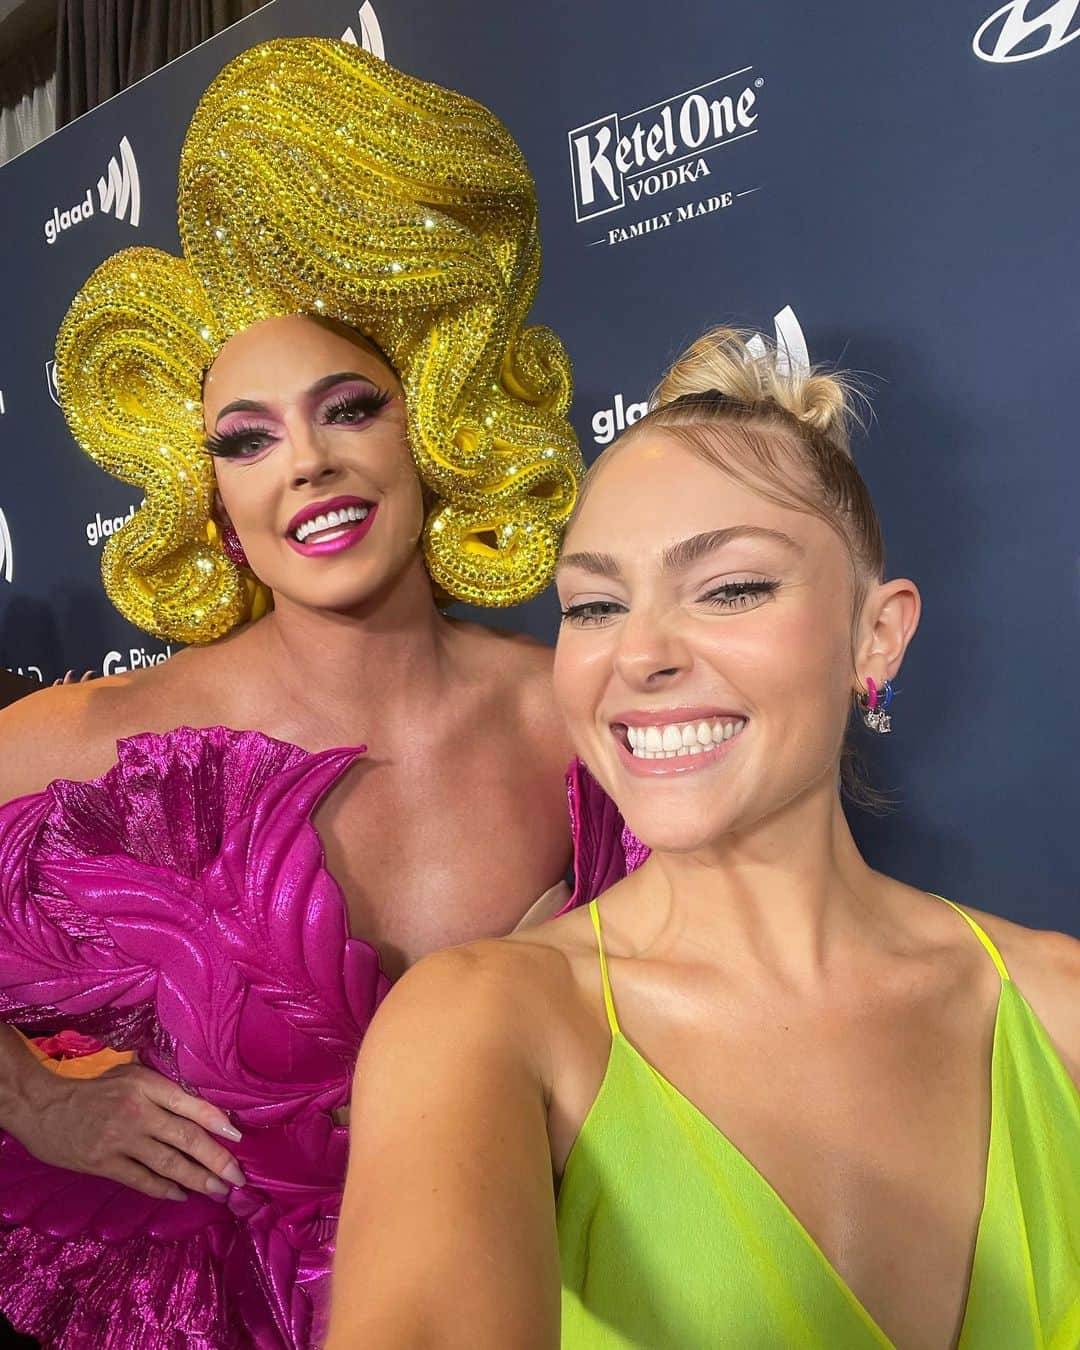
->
<box><xmin>577</xmin><ymin>326</ymin><xmax>887</xmax><ymax>804</ymax></box>
<box><xmin>582</xmin><ymin>326</ymin><xmax>882</xmax><ymax>613</ymax></box>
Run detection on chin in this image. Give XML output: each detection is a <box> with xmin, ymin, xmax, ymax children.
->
<box><xmin>267</xmin><ymin>566</ymin><xmax>402</xmax><ymax>613</ymax></box>
<box><xmin>620</xmin><ymin>807</ymin><xmax>738</xmax><ymax>856</ymax></box>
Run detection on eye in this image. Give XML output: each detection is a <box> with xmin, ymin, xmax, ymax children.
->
<box><xmin>559</xmin><ymin>600</ymin><xmax>626</xmax><ymax>627</ymax></box>
<box><xmin>204</xmin><ymin>425</ymin><xmax>276</xmax><ymax>459</ymax></box>
<box><xmin>701</xmin><ymin>579</ymin><xmax>780</xmax><ymax>611</ymax></box>
<box><xmin>322</xmin><ymin>388</ymin><xmax>391</xmax><ymax>426</ymax></box>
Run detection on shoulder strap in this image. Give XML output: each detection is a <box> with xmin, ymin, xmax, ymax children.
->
<box><xmin>937</xmin><ymin>896</ymin><xmax>1011</xmax><ymax>982</ymax></box>
<box><xmin>588</xmin><ymin>900</ymin><xmax>621</xmax><ymax>1036</ymax></box>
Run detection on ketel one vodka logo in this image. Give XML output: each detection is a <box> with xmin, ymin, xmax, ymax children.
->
<box><xmin>568</xmin><ymin>67</ymin><xmax>762</xmax><ymax>223</ymax></box>
<box><xmin>341</xmin><ymin>2</ymin><xmax>386</xmax><ymax>59</ymax></box>
<box><xmin>44</xmin><ymin>136</ymin><xmax>141</xmax><ymax>245</ymax></box>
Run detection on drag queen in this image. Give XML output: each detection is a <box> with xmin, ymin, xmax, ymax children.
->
<box><xmin>0</xmin><ymin>38</ymin><xmax>610</xmax><ymax>1348</ymax></box>
<box><xmin>329</xmin><ymin>328</ymin><xmax>1080</xmax><ymax>1348</ymax></box>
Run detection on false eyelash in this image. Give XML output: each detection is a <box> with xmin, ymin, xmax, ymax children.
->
<box><xmin>322</xmin><ymin>387</ymin><xmax>392</xmax><ymax>423</ymax></box>
<box><xmin>204</xmin><ymin>388</ymin><xmax>392</xmax><ymax>459</ymax></box>
<box><xmin>203</xmin><ymin>423</ymin><xmax>274</xmax><ymax>459</ymax></box>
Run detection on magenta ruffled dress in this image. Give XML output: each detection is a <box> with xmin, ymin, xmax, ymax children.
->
<box><xmin>0</xmin><ymin>727</ymin><xmax>644</xmax><ymax>1348</ymax></box>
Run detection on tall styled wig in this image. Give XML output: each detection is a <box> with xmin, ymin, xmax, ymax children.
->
<box><xmin>55</xmin><ymin>38</ymin><xmax>582</xmax><ymax>643</ymax></box>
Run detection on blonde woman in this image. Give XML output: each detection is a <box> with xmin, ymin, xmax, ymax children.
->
<box><xmin>330</xmin><ymin>329</ymin><xmax>1080</xmax><ymax>1349</ymax></box>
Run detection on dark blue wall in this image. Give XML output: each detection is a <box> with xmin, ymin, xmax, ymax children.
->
<box><xmin>1</xmin><ymin>0</ymin><xmax>1077</xmax><ymax>929</ymax></box>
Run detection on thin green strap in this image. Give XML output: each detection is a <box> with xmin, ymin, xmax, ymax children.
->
<box><xmin>936</xmin><ymin>895</ymin><xmax>1011</xmax><ymax>982</ymax></box>
<box><xmin>588</xmin><ymin>900</ymin><xmax>621</xmax><ymax>1036</ymax></box>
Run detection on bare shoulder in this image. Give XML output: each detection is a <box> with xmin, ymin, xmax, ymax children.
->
<box><xmin>0</xmin><ymin>645</ymin><xmax>222</xmax><ymax>802</ymax></box>
<box><xmin>372</xmin><ymin>927</ymin><xmax>576</xmax><ymax>1042</ymax></box>
<box><xmin>367</xmin><ymin>915</ymin><xmax>593</xmax><ymax>1070</ymax></box>
<box><xmin>962</xmin><ymin>903</ymin><xmax>1080</xmax><ymax>1084</ymax></box>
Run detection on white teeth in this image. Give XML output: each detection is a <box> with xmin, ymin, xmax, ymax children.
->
<box><xmin>621</xmin><ymin>716</ymin><xmax>746</xmax><ymax>761</ymax></box>
<box><xmin>294</xmin><ymin>504</ymin><xmax>370</xmax><ymax>542</ymax></box>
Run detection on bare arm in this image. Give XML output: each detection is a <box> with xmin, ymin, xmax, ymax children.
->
<box><xmin>327</xmin><ymin>945</ymin><xmax>560</xmax><ymax>1350</ymax></box>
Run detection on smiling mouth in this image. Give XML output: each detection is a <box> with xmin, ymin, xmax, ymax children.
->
<box><xmin>290</xmin><ymin>503</ymin><xmax>371</xmax><ymax>545</ymax></box>
<box><xmin>612</xmin><ymin>716</ymin><xmax>747</xmax><ymax>761</ymax></box>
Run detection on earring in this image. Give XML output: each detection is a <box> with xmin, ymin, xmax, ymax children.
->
<box><xmin>220</xmin><ymin>522</ymin><xmax>249</xmax><ymax>570</ymax></box>
<box><xmin>858</xmin><ymin>675</ymin><xmax>895</xmax><ymax>734</ymax></box>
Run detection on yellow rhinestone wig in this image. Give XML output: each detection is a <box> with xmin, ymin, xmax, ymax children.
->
<box><xmin>55</xmin><ymin>38</ymin><xmax>582</xmax><ymax>644</ymax></box>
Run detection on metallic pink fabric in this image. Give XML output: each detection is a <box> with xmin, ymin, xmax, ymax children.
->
<box><xmin>0</xmin><ymin>732</ymin><xmax>631</xmax><ymax>1347</ymax></box>
<box><xmin>559</xmin><ymin>759</ymin><xmax>649</xmax><ymax>916</ymax></box>
<box><xmin>0</xmin><ymin>728</ymin><xmax>386</xmax><ymax>1348</ymax></box>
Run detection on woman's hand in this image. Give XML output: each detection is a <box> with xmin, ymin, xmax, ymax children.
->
<box><xmin>8</xmin><ymin>1057</ymin><xmax>245</xmax><ymax>1201</ymax></box>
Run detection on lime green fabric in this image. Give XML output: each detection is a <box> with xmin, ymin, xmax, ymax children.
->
<box><xmin>556</xmin><ymin>899</ymin><xmax>1080</xmax><ymax>1348</ymax></box>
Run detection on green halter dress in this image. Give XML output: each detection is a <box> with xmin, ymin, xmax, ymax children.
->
<box><xmin>557</xmin><ymin>899</ymin><xmax>1080</xmax><ymax>1348</ymax></box>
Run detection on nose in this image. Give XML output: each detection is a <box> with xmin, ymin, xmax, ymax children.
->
<box><xmin>285</xmin><ymin>415</ymin><xmax>343</xmax><ymax>490</ymax></box>
<box><xmin>612</xmin><ymin>605</ymin><xmax>692</xmax><ymax>691</ymax></box>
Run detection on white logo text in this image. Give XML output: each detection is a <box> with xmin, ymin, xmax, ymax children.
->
<box><xmin>569</xmin><ymin>68</ymin><xmax>761</xmax><ymax>223</ymax></box>
<box><xmin>43</xmin><ymin>137</ymin><xmax>140</xmax><ymax>244</ymax></box>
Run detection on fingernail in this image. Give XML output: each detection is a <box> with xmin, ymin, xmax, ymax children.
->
<box><xmin>166</xmin><ymin>1186</ymin><xmax>187</xmax><ymax>1201</ymax></box>
<box><xmin>222</xmin><ymin>1161</ymin><xmax>246</xmax><ymax>1187</ymax></box>
<box><xmin>205</xmin><ymin>1177</ymin><xmax>229</xmax><ymax>1195</ymax></box>
<box><xmin>214</xmin><ymin>1122</ymin><xmax>242</xmax><ymax>1142</ymax></box>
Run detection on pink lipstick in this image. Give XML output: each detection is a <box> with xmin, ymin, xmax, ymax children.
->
<box><xmin>286</xmin><ymin>496</ymin><xmax>377</xmax><ymax>558</ymax></box>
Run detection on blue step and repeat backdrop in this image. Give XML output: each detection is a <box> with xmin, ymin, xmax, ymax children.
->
<box><xmin>0</xmin><ymin>1</ymin><xmax>1077</xmax><ymax>929</ymax></box>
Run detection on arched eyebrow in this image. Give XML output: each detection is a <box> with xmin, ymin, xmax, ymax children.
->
<box><xmin>213</xmin><ymin>371</ymin><xmax>378</xmax><ymax>425</ymax></box>
<box><xmin>557</xmin><ymin>527</ymin><xmax>803</xmax><ymax>581</ymax></box>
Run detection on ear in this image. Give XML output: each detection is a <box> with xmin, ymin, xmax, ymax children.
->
<box><xmin>854</xmin><ymin>577</ymin><xmax>921</xmax><ymax>689</ymax></box>
<box><xmin>211</xmin><ymin>487</ymin><xmax>229</xmax><ymax>528</ymax></box>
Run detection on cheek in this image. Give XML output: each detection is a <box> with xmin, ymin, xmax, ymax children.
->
<box><xmin>552</xmin><ymin>631</ymin><xmax>609</xmax><ymax>736</ymax></box>
<box><xmin>214</xmin><ymin>463</ymin><xmax>275</xmax><ymax>531</ymax></box>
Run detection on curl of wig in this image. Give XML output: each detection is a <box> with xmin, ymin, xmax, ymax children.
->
<box><xmin>55</xmin><ymin>38</ymin><xmax>581</xmax><ymax>643</ymax></box>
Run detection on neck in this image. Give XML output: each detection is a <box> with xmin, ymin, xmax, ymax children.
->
<box><xmin>255</xmin><ymin>557</ymin><xmax>453</xmax><ymax>719</ymax></box>
<box><xmin>636</xmin><ymin>775</ymin><xmax>886</xmax><ymax>984</ymax></box>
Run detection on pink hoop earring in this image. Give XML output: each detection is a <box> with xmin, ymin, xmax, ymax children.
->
<box><xmin>220</xmin><ymin>522</ymin><xmax>249</xmax><ymax>570</ymax></box>
<box><xmin>857</xmin><ymin>675</ymin><xmax>894</xmax><ymax>734</ymax></box>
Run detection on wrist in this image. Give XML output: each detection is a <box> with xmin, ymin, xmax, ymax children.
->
<box><xmin>0</xmin><ymin>1038</ymin><xmax>60</xmax><ymax>1139</ymax></box>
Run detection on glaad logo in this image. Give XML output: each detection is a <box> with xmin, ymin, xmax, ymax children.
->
<box><xmin>569</xmin><ymin>66</ymin><xmax>762</xmax><ymax>224</ymax></box>
<box><xmin>0</xmin><ymin>507</ymin><xmax>12</xmax><ymax>583</ymax></box>
<box><xmin>973</xmin><ymin>0</ymin><xmax>1080</xmax><ymax>61</ymax></box>
<box><xmin>589</xmin><ymin>305</ymin><xmax>808</xmax><ymax>447</ymax></box>
<box><xmin>341</xmin><ymin>3</ymin><xmax>386</xmax><ymax>59</ymax></box>
<box><xmin>87</xmin><ymin>504</ymin><xmax>137</xmax><ymax>548</ymax></box>
<box><xmin>45</xmin><ymin>359</ymin><xmax>60</xmax><ymax>407</ymax></box>
<box><xmin>0</xmin><ymin>508</ymin><xmax>12</xmax><ymax>584</ymax></box>
<box><xmin>592</xmin><ymin>394</ymin><xmax>649</xmax><ymax>446</ymax></box>
<box><xmin>746</xmin><ymin>305</ymin><xmax>810</xmax><ymax>378</ymax></box>
<box><xmin>43</xmin><ymin>136</ymin><xmax>141</xmax><ymax>244</ymax></box>
<box><xmin>97</xmin><ymin>136</ymin><xmax>141</xmax><ymax>226</ymax></box>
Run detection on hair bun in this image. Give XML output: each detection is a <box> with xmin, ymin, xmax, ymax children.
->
<box><xmin>653</xmin><ymin>326</ymin><xmax>857</xmax><ymax>454</ymax></box>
